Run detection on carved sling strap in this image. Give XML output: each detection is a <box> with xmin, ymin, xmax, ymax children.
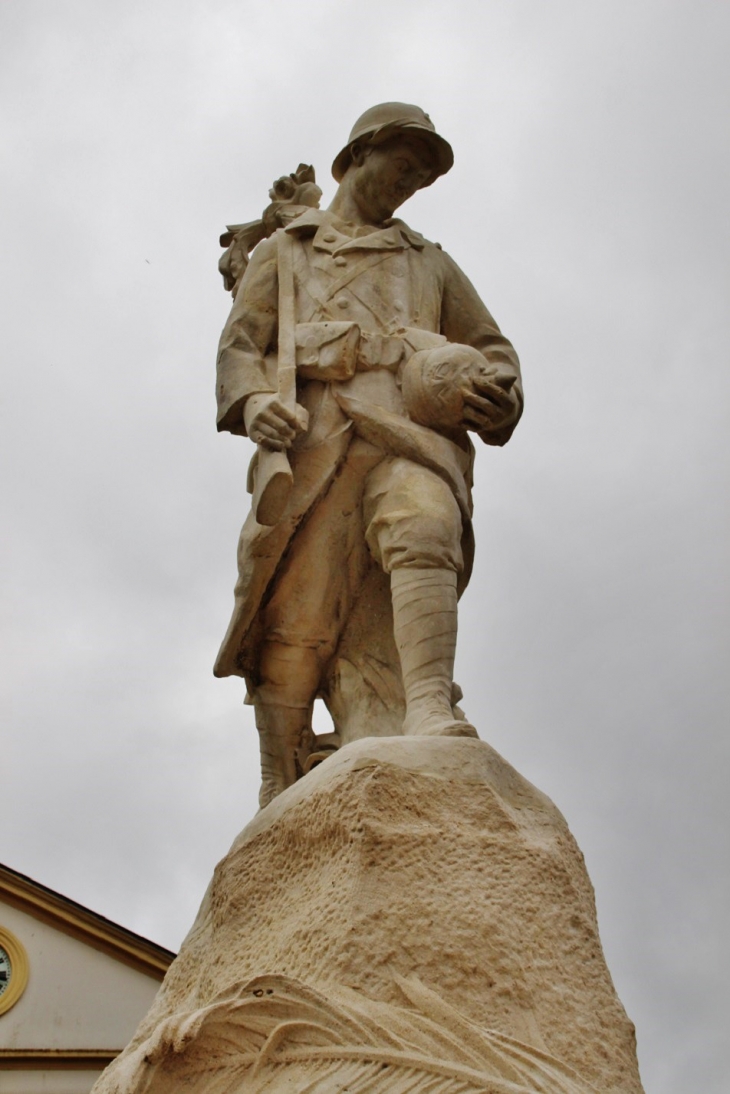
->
<box><xmin>275</xmin><ymin>228</ymin><xmax>297</xmax><ymax>420</ymax></box>
<box><xmin>251</xmin><ymin>230</ymin><xmax>297</xmax><ymax>526</ymax></box>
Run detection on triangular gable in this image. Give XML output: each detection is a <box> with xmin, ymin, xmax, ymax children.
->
<box><xmin>0</xmin><ymin>863</ymin><xmax>175</xmax><ymax>979</ymax></box>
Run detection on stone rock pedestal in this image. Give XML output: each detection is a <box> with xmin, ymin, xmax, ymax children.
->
<box><xmin>92</xmin><ymin>737</ymin><xmax>645</xmax><ymax>1093</ymax></box>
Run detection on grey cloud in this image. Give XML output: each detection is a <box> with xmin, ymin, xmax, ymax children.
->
<box><xmin>2</xmin><ymin>3</ymin><xmax>727</xmax><ymax>1091</ymax></box>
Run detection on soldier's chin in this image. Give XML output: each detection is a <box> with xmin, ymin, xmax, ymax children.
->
<box><xmin>382</xmin><ymin>187</ymin><xmax>410</xmax><ymax>214</ymax></box>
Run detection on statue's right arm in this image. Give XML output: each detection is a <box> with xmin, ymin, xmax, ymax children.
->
<box><xmin>215</xmin><ymin>236</ymin><xmax>279</xmax><ymax>436</ymax></box>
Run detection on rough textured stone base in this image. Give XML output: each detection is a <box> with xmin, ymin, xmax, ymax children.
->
<box><xmin>92</xmin><ymin>737</ymin><xmax>645</xmax><ymax>1093</ymax></box>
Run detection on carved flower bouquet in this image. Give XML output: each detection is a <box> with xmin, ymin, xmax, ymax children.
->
<box><xmin>219</xmin><ymin>164</ymin><xmax>322</xmax><ymax>296</ymax></box>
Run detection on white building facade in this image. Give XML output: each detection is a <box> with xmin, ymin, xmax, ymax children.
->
<box><xmin>0</xmin><ymin>865</ymin><xmax>174</xmax><ymax>1094</ymax></box>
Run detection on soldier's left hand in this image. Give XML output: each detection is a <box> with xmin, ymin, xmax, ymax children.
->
<box><xmin>461</xmin><ymin>372</ymin><xmax>517</xmax><ymax>432</ymax></box>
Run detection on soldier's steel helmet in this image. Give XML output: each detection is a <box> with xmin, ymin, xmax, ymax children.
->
<box><xmin>331</xmin><ymin>102</ymin><xmax>454</xmax><ymax>187</ymax></box>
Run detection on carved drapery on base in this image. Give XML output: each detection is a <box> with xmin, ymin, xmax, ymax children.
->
<box><xmin>91</xmin><ymin>737</ymin><xmax>645</xmax><ymax>1094</ymax></box>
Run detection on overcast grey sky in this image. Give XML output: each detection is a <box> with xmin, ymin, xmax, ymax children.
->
<box><xmin>2</xmin><ymin>2</ymin><xmax>728</xmax><ymax>1091</ymax></box>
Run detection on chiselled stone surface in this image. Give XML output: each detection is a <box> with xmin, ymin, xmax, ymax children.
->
<box><xmin>213</xmin><ymin>103</ymin><xmax>525</xmax><ymax>809</ymax></box>
<box><xmin>92</xmin><ymin>738</ymin><xmax>645</xmax><ymax>1093</ymax></box>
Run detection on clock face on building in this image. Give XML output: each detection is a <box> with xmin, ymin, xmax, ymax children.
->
<box><xmin>0</xmin><ymin>929</ymin><xmax>29</xmax><ymax>1014</ymax></box>
<box><xmin>0</xmin><ymin>944</ymin><xmax>11</xmax><ymax>997</ymax></box>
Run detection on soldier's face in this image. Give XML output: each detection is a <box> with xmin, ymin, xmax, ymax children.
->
<box><xmin>352</xmin><ymin>135</ymin><xmax>435</xmax><ymax>220</ymax></box>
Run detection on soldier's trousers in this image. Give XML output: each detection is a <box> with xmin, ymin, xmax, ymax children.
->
<box><xmin>257</xmin><ymin>437</ymin><xmax>463</xmax><ymax>705</ymax></box>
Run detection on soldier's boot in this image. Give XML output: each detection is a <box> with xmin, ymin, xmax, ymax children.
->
<box><xmin>391</xmin><ymin>566</ymin><xmax>478</xmax><ymax>739</ymax></box>
<box><xmin>254</xmin><ymin>702</ymin><xmax>313</xmax><ymax>810</ymax></box>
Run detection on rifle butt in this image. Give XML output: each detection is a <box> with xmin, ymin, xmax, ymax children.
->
<box><xmin>252</xmin><ymin>447</ymin><xmax>293</xmax><ymax>526</ymax></box>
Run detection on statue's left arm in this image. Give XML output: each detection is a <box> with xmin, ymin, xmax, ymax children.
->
<box><xmin>439</xmin><ymin>250</ymin><xmax>523</xmax><ymax>446</ymax></box>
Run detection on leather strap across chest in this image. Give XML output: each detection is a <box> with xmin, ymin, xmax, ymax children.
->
<box><xmin>297</xmin><ymin>241</ymin><xmax>402</xmax><ymax>329</ymax></box>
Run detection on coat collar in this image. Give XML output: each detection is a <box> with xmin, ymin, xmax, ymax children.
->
<box><xmin>284</xmin><ymin>209</ymin><xmax>426</xmax><ymax>253</ymax></box>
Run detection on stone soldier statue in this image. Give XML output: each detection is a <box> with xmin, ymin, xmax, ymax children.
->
<box><xmin>214</xmin><ymin>103</ymin><xmax>523</xmax><ymax>807</ymax></box>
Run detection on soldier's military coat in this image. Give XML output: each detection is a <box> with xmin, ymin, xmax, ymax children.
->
<box><xmin>214</xmin><ymin>208</ymin><xmax>522</xmax><ymax>737</ymax></box>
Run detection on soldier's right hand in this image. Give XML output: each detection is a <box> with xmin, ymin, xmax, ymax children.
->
<box><xmin>244</xmin><ymin>393</ymin><xmax>307</xmax><ymax>451</ymax></box>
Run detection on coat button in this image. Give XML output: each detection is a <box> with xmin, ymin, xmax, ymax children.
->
<box><xmin>336</xmin><ymin>296</ymin><xmax>349</xmax><ymax>309</ymax></box>
<box><xmin>334</xmin><ymin>256</ymin><xmax>347</xmax><ymax>266</ymax></box>
<box><xmin>323</xmin><ymin>232</ymin><xmax>337</xmax><ymax>243</ymax></box>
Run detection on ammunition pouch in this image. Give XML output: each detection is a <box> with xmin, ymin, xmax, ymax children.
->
<box><xmin>295</xmin><ymin>323</ymin><xmax>447</xmax><ymax>381</ymax></box>
<box><xmin>296</xmin><ymin>322</ymin><xmax>360</xmax><ymax>381</ymax></box>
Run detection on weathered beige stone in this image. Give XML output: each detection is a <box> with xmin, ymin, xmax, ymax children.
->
<box><xmin>90</xmin><ymin>105</ymin><xmax>645</xmax><ymax>1094</ymax></box>
<box><xmin>213</xmin><ymin>103</ymin><xmax>524</xmax><ymax>807</ymax></box>
<box><xmin>91</xmin><ymin>738</ymin><xmax>645</xmax><ymax>1093</ymax></box>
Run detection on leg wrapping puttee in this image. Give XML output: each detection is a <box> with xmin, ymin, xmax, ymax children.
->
<box><xmin>254</xmin><ymin>702</ymin><xmax>313</xmax><ymax>810</ymax></box>
<box><xmin>391</xmin><ymin>567</ymin><xmax>477</xmax><ymax>739</ymax></box>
